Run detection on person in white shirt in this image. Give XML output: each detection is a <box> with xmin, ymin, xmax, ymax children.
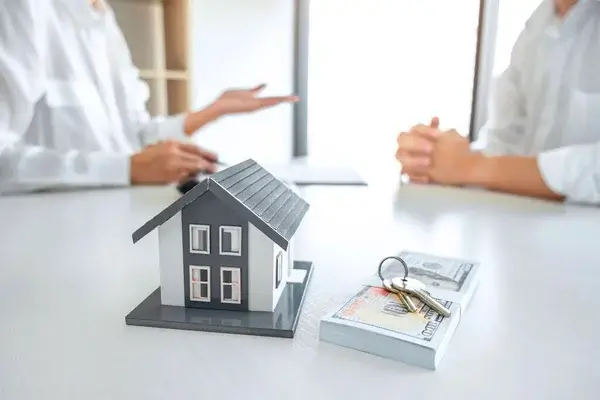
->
<box><xmin>395</xmin><ymin>0</ymin><xmax>600</xmax><ymax>205</ymax></box>
<box><xmin>0</xmin><ymin>0</ymin><xmax>297</xmax><ymax>194</ymax></box>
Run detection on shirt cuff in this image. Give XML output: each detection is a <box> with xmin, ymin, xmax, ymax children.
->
<box><xmin>536</xmin><ymin>147</ymin><xmax>568</xmax><ymax>196</ymax></box>
<box><xmin>156</xmin><ymin>113</ymin><xmax>187</xmax><ymax>141</ymax></box>
<box><xmin>87</xmin><ymin>152</ymin><xmax>131</xmax><ymax>186</ymax></box>
<box><xmin>537</xmin><ymin>145</ymin><xmax>600</xmax><ymax>204</ymax></box>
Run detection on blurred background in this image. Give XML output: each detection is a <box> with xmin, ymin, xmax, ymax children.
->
<box><xmin>112</xmin><ymin>0</ymin><xmax>543</xmax><ymax>182</ymax></box>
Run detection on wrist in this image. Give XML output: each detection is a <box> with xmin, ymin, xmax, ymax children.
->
<box><xmin>204</xmin><ymin>102</ymin><xmax>224</xmax><ymax>120</ymax></box>
<box><xmin>184</xmin><ymin>105</ymin><xmax>222</xmax><ymax>135</ymax></box>
<box><xmin>129</xmin><ymin>154</ymin><xmax>140</xmax><ymax>184</ymax></box>
<box><xmin>462</xmin><ymin>152</ymin><xmax>494</xmax><ymax>187</ymax></box>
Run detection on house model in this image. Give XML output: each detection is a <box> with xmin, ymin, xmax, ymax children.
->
<box><xmin>125</xmin><ymin>159</ymin><xmax>314</xmax><ymax>338</ymax></box>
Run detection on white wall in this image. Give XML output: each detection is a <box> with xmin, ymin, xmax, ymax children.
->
<box><xmin>247</xmin><ymin>223</ymin><xmax>276</xmax><ymax>311</ymax></box>
<box><xmin>190</xmin><ymin>0</ymin><xmax>295</xmax><ymax>164</ymax></box>
<box><xmin>158</xmin><ymin>213</ymin><xmax>184</xmax><ymax>306</ymax></box>
<box><xmin>247</xmin><ymin>223</ymin><xmax>289</xmax><ymax>312</ymax></box>
<box><xmin>286</xmin><ymin>236</ymin><xmax>295</xmax><ymax>276</ymax></box>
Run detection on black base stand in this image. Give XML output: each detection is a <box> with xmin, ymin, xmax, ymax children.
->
<box><xmin>125</xmin><ymin>261</ymin><xmax>313</xmax><ymax>338</ymax></box>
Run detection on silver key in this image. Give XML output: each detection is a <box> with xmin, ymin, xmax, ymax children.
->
<box><xmin>382</xmin><ymin>278</ymin><xmax>417</xmax><ymax>312</ymax></box>
<box><xmin>391</xmin><ymin>277</ymin><xmax>452</xmax><ymax>317</ymax></box>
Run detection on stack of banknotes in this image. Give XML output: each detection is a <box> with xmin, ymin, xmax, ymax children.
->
<box><xmin>319</xmin><ymin>251</ymin><xmax>481</xmax><ymax>370</ymax></box>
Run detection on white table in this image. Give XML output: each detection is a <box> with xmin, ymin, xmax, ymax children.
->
<box><xmin>2</xmin><ymin>183</ymin><xmax>600</xmax><ymax>399</ymax></box>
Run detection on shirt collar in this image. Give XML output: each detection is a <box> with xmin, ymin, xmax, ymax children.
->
<box><xmin>530</xmin><ymin>0</ymin><xmax>599</xmax><ymax>39</ymax></box>
<box><xmin>555</xmin><ymin>0</ymin><xmax>598</xmax><ymax>37</ymax></box>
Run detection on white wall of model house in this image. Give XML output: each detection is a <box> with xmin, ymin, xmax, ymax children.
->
<box><xmin>247</xmin><ymin>223</ymin><xmax>289</xmax><ymax>312</ymax></box>
<box><xmin>158</xmin><ymin>213</ymin><xmax>184</xmax><ymax>307</ymax></box>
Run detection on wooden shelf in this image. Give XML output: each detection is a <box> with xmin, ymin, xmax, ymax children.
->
<box><xmin>167</xmin><ymin>80</ymin><xmax>189</xmax><ymax>114</ymax></box>
<box><xmin>163</xmin><ymin>0</ymin><xmax>189</xmax><ymax>71</ymax></box>
<box><xmin>112</xmin><ymin>0</ymin><xmax>191</xmax><ymax>116</ymax></box>
<box><xmin>139</xmin><ymin>69</ymin><xmax>189</xmax><ymax>80</ymax></box>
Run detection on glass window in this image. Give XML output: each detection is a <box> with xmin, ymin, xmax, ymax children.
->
<box><xmin>307</xmin><ymin>0</ymin><xmax>482</xmax><ymax>182</ymax></box>
<box><xmin>190</xmin><ymin>225</ymin><xmax>210</xmax><ymax>254</ymax></box>
<box><xmin>220</xmin><ymin>267</ymin><xmax>241</xmax><ymax>304</ymax></box>
<box><xmin>222</xmin><ymin>269</ymin><xmax>232</xmax><ymax>284</ymax></box>
<box><xmin>275</xmin><ymin>251</ymin><xmax>283</xmax><ymax>289</ymax></box>
<box><xmin>220</xmin><ymin>226</ymin><xmax>242</xmax><ymax>256</ymax></box>
<box><xmin>190</xmin><ymin>266</ymin><xmax>210</xmax><ymax>302</ymax></box>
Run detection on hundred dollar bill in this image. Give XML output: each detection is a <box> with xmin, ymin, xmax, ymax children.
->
<box><xmin>331</xmin><ymin>285</ymin><xmax>451</xmax><ymax>342</ymax></box>
<box><xmin>364</xmin><ymin>250</ymin><xmax>481</xmax><ymax>308</ymax></box>
<box><xmin>319</xmin><ymin>285</ymin><xmax>461</xmax><ymax>370</ymax></box>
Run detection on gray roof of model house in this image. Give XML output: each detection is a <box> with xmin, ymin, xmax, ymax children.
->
<box><xmin>132</xmin><ymin>159</ymin><xmax>310</xmax><ymax>250</ymax></box>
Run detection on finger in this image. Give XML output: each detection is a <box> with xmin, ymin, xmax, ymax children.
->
<box><xmin>250</xmin><ymin>84</ymin><xmax>267</xmax><ymax>94</ymax></box>
<box><xmin>177</xmin><ymin>142</ymin><xmax>218</xmax><ymax>161</ymax></box>
<box><xmin>396</xmin><ymin>150</ymin><xmax>431</xmax><ymax>177</ymax></box>
<box><xmin>258</xmin><ymin>96</ymin><xmax>299</xmax><ymax>107</ymax></box>
<box><xmin>171</xmin><ymin>158</ymin><xmax>213</xmax><ymax>178</ymax></box>
<box><xmin>430</xmin><ymin>117</ymin><xmax>440</xmax><ymax>129</ymax></box>
<box><xmin>401</xmin><ymin>165</ymin><xmax>430</xmax><ymax>177</ymax></box>
<box><xmin>178</xmin><ymin>170</ymin><xmax>194</xmax><ymax>182</ymax></box>
<box><xmin>397</xmin><ymin>134</ymin><xmax>435</xmax><ymax>153</ymax></box>
<box><xmin>408</xmin><ymin>173</ymin><xmax>430</xmax><ymax>184</ymax></box>
<box><xmin>177</xmin><ymin>152</ymin><xmax>217</xmax><ymax>174</ymax></box>
<box><xmin>410</xmin><ymin>124</ymin><xmax>441</xmax><ymax>139</ymax></box>
<box><xmin>396</xmin><ymin>152</ymin><xmax>431</xmax><ymax>168</ymax></box>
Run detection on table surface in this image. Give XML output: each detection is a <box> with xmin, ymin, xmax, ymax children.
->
<box><xmin>2</xmin><ymin>182</ymin><xmax>600</xmax><ymax>400</ymax></box>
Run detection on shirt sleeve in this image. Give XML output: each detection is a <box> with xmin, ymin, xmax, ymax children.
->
<box><xmin>471</xmin><ymin>24</ymin><xmax>530</xmax><ymax>156</ymax></box>
<box><xmin>0</xmin><ymin>1</ymin><xmax>131</xmax><ymax>195</ymax></box>
<box><xmin>116</xmin><ymin>66</ymin><xmax>188</xmax><ymax>146</ymax></box>
<box><xmin>105</xmin><ymin>7</ymin><xmax>188</xmax><ymax>146</ymax></box>
<box><xmin>537</xmin><ymin>143</ymin><xmax>600</xmax><ymax>205</ymax></box>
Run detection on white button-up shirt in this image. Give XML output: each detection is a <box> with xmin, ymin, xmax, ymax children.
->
<box><xmin>475</xmin><ymin>0</ymin><xmax>600</xmax><ymax>204</ymax></box>
<box><xmin>0</xmin><ymin>0</ymin><xmax>187</xmax><ymax>194</ymax></box>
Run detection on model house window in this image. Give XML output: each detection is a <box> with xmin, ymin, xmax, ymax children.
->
<box><xmin>190</xmin><ymin>266</ymin><xmax>210</xmax><ymax>302</ymax></box>
<box><xmin>189</xmin><ymin>225</ymin><xmax>210</xmax><ymax>254</ymax></box>
<box><xmin>220</xmin><ymin>226</ymin><xmax>242</xmax><ymax>256</ymax></box>
<box><xmin>275</xmin><ymin>251</ymin><xmax>283</xmax><ymax>289</ymax></box>
<box><xmin>220</xmin><ymin>267</ymin><xmax>241</xmax><ymax>304</ymax></box>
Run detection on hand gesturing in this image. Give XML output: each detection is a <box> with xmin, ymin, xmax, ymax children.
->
<box><xmin>211</xmin><ymin>84</ymin><xmax>298</xmax><ymax>116</ymax></box>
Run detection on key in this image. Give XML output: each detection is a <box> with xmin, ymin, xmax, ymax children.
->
<box><xmin>382</xmin><ymin>278</ymin><xmax>418</xmax><ymax>312</ymax></box>
<box><xmin>391</xmin><ymin>277</ymin><xmax>452</xmax><ymax>317</ymax></box>
<box><xmin>382</xmin><ymin>279</ymin><xmax>417</xmax><ymax>312</ymax></box>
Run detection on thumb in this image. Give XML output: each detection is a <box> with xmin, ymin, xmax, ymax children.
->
<box><xmin>250</xmin><ymin>84</ymin><xmax>267</xmax><ymax>94</ymax></box>
<box><xmin>430</xmin><ymin>117</ymin><xmax>440</xmax><ymax>129</ymax></box>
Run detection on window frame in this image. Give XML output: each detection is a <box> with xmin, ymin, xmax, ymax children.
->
<box><xmin>220</xmin><ymin>266</ymin><xmax>241</xmax><ymax>304</ymax></box>
<box><xmin>219</xmin><ymin>226</ymin><xmax>242</xmax><ymax>256</ymax></box>
<box><xmin>189</xmin><ymin>265</ymin><xmax>210</xmax><ymax>302</ymax></box>
<box><xmin>189</xmin><ymin>224</ymin><xmax>210</xmax><ymax>254</ymax></box>
<box><xmin>275</xmin><ymin>251</ymin><xmax>283</xmax><ymax>289</ymax></box>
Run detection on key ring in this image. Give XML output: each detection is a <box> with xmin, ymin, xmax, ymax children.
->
<box><xmin>377</xmin><ymin>256</ymin><xmax>409</xmax><ymax>282</ymax></box>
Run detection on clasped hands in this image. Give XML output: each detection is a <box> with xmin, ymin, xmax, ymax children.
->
<box><xmin>396</xmin><ymin>117</ymin><xmax>480</xmax><ymax>186</ymax></box>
